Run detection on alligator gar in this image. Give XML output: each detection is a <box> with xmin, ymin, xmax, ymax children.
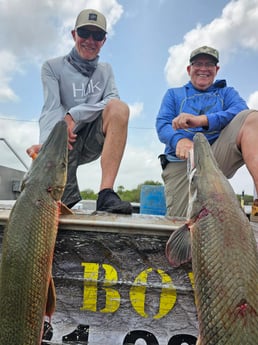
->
<box><xmin>0</xmin><ymin>120</ymin><xmax>68</xmax><ymax>345</ymax></box>
<box><xmin>166</xmin><ymin>132</ymin><xmax>258</xmax><ymax>344</ymax></box>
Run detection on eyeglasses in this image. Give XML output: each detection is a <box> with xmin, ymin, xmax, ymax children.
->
<box><xmin>76</xmin><ymin>28</ymin><xmax>106</xmax><ymax>41</ymax></box>
<box><xmin>191</xmin><ymin>62</ymin><xmax>217</xmax><ymax>68</ymax></box>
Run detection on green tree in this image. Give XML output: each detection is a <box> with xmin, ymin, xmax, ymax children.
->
<box><xmin>80</xmin><ymin>189</ymin><xmax>97</xmax><ymax>200</ymax></box>
<box><xmin>117</xmin><ymin>185</ymin><xmax>125</xmax><ymax>194</ymax></box>
<box><xmin>116</xmin><ymin>180</ymin><xmax>163</xmax><ymax>203</ymax></box>
<box><xmin>137</xmin><ymin>180</ymin><xmax>162</xmax><ymax>190</ymax></box>
<box><xmin>80</xmin><ymin>184</ymin><xmax>254</xmax><ymax>209</ymax></box>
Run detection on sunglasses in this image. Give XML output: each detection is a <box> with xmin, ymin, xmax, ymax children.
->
<box><xmin>191</xmin><ymin>61</ymin><xmax>217</xmax><ymax>68</ymax></box>
<box><xmin>76</xmin><ymin>28</ymin><xmax>106</xmax><ymax>41</ymax></box>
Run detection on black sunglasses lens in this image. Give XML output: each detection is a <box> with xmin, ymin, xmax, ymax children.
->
<box><xmin>77</xmin><ymin>28</ymin><xmax>90</xmax><ymax>39</ymax></box>
<box><xmin>77</xmin><ymin>28</ymin><xmax>105</xmax><ymax>41</ymax></box>
<box><xmin>93</xmin><ymin>31</ymin><xmax>106</xmax><ymax>41</ymax></box>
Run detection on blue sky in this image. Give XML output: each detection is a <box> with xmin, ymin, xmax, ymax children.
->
<box><xmin>0</xmin><ymin>0</ymin><xmax>258</xmax><ymax>196</ymax></box>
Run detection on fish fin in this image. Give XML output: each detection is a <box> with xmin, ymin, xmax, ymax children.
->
<box><xmin>165</xmin><ymin>224</ymin><xmax>192</xmax><ymax>267</ymax></box>
<box><xmin>45</xmin><ymin>276</ymin><xmax>56</xmax><ymax>320</ymax></box>
<box><xmin>60</xmin><ymin>202</ymin><xmax>74</xmax><ymax>215</ymax></box>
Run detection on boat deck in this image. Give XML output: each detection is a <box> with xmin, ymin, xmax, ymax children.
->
<box><xmin>0</xmin><ymin>200</ymin><xmax>257</xmax><ymax>239</ymax></box>
<box><xmin>0</xmin><ymin>200</ymin><xmax>186</xmax><ymax>236</ymax></box>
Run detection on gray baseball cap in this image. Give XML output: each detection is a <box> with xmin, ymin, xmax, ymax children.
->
<box><xmin>75</xmin><ymin>9</ymin><xmax>107</xmax><ymax>32</ymax></box>
<box><xmin>190</xmin><ymin>46</ymin><xmax>219</xmax><ymax>63</ymax></box>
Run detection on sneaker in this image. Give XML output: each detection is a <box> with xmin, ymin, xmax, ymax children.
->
<box><xmin>96</xmin><ymin>188</ymin><xmax>132</xmax><ymax>214</ymax></box>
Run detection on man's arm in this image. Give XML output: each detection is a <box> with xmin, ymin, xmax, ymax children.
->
<box><xmin>172</xmin><ymin>113</ymin><xmax>208</xmax><ymax>129</ymax></box>
<box><xmin>205</xmin><ymin>87</ymin><xmax>248</xmax><ymax>131</ymax></box>
<box><xmin>156</xmin><ymin>88</ymin><xmax>188</xmax><ymax>154</ymax></box>
<box><xmin>39</xmin><ymin>61</ymin><xmax>67</xmax><ymax>144</ymax></box>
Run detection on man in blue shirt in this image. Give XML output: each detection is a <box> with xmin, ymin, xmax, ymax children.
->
<box><xmin>156</xmin><ymin>46</ymin><xmax>257</xmax><ymax>216</ymax></box>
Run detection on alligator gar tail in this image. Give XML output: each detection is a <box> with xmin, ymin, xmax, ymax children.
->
<box><xmin>0</xmin><ymin>120</ymin><xmax>68</xmax><ymax>345</ymax></box>
<box><xmin>166</xmin><ymin>132</ymin><xmax>258</xmax><ymax>344</ymax></box>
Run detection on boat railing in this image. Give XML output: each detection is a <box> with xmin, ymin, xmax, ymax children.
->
<box><xmin>0</xmin><ymin>138</ymin><xmax>27</xmax><ymax>199</ymax></box>
<box><xmin>0</xmin><ymin>137</ymin><xmax>28</xmax><ymax>170</ymax></box>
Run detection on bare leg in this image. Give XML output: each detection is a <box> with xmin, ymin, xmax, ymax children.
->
<box><xmin>100</xmin><ymin>99</ymin><xmax>129</xmax><ymax>190</ymax></box>
<box><xmin>237</xmin><ymin>110</ymin><xmax>258</xmax><ymax>195</ymax></box>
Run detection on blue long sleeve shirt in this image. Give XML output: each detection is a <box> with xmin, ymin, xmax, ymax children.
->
<box><xmin>156</xmin><ymin>79</ymin><xmax>248</xmax><ymax>158</ymax></box>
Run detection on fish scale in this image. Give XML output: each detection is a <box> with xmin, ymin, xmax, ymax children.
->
<box><xmin>193</xmin><ymin>203</ymin><xmax>258</xmax><ymax>344</ymax></box>
<box><xmin>0</xmin><ymin>121</ymin><xmax>68</xmax><ymax>345</ymax></box>
<box><xmin>166</xmin><ymin>133</ymin><xmax>258</xmax><ymax>344</ymax></box>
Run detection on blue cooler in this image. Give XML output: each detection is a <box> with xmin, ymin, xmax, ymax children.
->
<box><xmin>140</xmin><ymin>185</ymin><xmax>166</xmax><ymax>215</ymax></box>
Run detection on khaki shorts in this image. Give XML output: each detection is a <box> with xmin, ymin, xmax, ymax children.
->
<box><xmin>162</xmin><ymin>109</ymin><xmax>257</xmax><ymax>217</ymax></box>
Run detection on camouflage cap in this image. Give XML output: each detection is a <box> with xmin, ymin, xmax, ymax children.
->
<box><xmin>75</xmin><ymin>9</ymin><xmax>107</xmax><ymax>32</ymax></box>
<box><xmin>190</xmin><ymin>46</ymin><xmax>219</xmax><ymax>63</ymax></box>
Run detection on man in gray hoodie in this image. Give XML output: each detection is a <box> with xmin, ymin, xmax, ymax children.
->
<box><xmin>27</xmin><ymin>9</ymin><xmax>132</xmax><ymax>214</ymax></box>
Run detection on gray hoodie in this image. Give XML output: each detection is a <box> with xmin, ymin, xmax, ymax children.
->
<box><xmin>39</xmin><ymin>55</ymin><xmax>119</xmax><ymax>143</ymax></box>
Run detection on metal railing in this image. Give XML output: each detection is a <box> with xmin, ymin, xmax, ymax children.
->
<box><xmin>0</xmin><ymin>138</ymin><xmax>28</xmax><ymax>170</ymax></box>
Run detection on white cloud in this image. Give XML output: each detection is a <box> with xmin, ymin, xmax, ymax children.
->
<box><xmin>0</xmin><ymin>118</ymin><xmax>38</xmax><ymax>171</ymax></box>
<box><xmin>77</xmin><ymin>142</ymin><xmax>163</xmax><ymax>193</ymax></box>
<box><xmin>0</xmin><ymin>0</ymin><xmax>124</xmax><ymax>102</ymax></box>
<box><xmin>0</xmin><ymin>0</ymin><xmax>123</xmax><ymax>59</ymax></box>
<box><xmin>129</xmin><ymin>102</ymin><xmax>144</xmax><ymax>119</ymax></box>
<box><xmin>85</xmin><ymin>0</ymin><xmax>124</xmax><ymax>34</ymax></box>
<box><xmin>229</xmin><ymin>165</ymin><xmax>254</xmax><ymax>196</ymax></box>
<box><xmin>165</xmin><ymin>0</ymin><xmax>258</xmax><ymax>87</ymax></box>
<box><xmin>247</xmin><ymin>91</ymin><xmax>258</xmax><ymax>109</ymax></box>
<box><xmin>0</xmin><ymin>88</ymin><xmax>18</xmax><ymax>103</ymax></box>
<box><xmin>0</xmin><ymin>51</ymin><xmax>21</xmax><ymax>102</ymax></box>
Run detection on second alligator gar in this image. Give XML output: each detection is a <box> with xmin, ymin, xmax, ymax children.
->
<box><xmin>166</xmin><ymin>132</ymin><xmax>258</xmax><ymax>344</ymax></box>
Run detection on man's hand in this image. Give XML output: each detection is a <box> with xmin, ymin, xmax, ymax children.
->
<box><xmin>172</xmin><ymin>113</ymin><xmax>208</xmax><ymax>129</ymax></box>
<box><xmin>175</xmin><ymin>138</ymin><xmax>193</xmax><ymax>160</ymax></box>
<box><xmin>64</xmin><ymin>113</ymin><xmax>77</xmax><ymax>150</ymax></box>
<box><xmin>26</xmin><ymin>144</ymin><xmax>42</xmax><ymax>159</ymax></box>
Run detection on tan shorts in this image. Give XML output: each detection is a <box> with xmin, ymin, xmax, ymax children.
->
<box><xmin>212</xmin><ymin>109</ymin><xmax>256</xmax><ymax>178</ymax></box>
<box><xmin>162</xmin><ymin>109</ymin><xmax>257</xmax><ymax>217</ymax></box>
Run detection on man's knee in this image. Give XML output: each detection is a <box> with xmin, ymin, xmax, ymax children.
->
<box><xmin>237</xmin><ymin>109</ymin><xmax>258</xmax><ymax>127</ymax></box>
<box><xmin>104</xmin><ymin>99</ymin><xmax>129</xmax><ymax>118</ymax></box>
<box><xmin>237</xmin><ymin>109</ymin><xmax>258</xmax><ymax>146</ymax></box>
<box><xmin>245</xmin><ymin>109</ymin><xmax>258</xmax><ymax>123</ymax></box>
<box><xmin>102</xmin><ymin>99</ymin><xmax>129</xmax><ymax>131</ymax></box>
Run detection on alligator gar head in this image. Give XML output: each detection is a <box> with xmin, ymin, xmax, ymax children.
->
<box><xmin>187</xmin><ymin>132</ymin><xmax>237</xmax><ymax>221</ymax></box>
